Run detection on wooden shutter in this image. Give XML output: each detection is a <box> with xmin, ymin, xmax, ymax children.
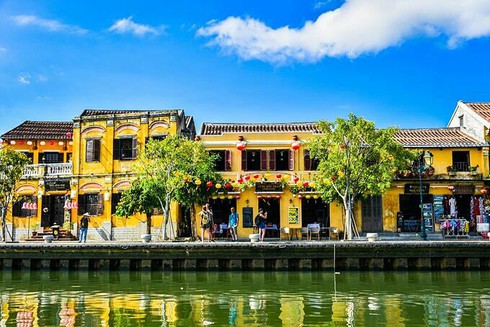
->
<box><xmin>260</xmin><ymin>150</ymin><xmax>268</xmax><ymax>171</ymax></box>
<box><xmin>94</xmin><ymin>139</ymin><xmax>101</xmax><ymax>162</ymax></box>
<box><xmin>86</xmin><ymin>139</ymin><xmax>94</xmax><ymax>162</ymax></box>
<box><xmin>113</xmin><ymin>139</ymin><xmax>120</xmax><ymax>160</ymax></box>
<box><xmin>304</xmin><ymin>150</ymin><xmax>311</xmax><ymax>171</ymax></box>
<box><xmin>131</xmin><ymin>138</ymin><xmax>138</xmax><ymax>159</ymax></box>
<box><xmin>38</xmin><ymin>153</ymin><xmax>44</xmax><ymax>164</ymax></box>
<box><xmin>241</xmin><ymin>150</ymin><xmax>248</xmax><ymax>171</ymax></box>
<box><xmin>288</xmin><ymin>149</ymin><xmax>294</xmax><ymax>171</ymax></box>
<box><xmin>96</xmin><ymin>194</ymin><xmax>104</xmax><ymax>215</ymax></box>
<box><xmin>78</xmin><ymin>194</ymin><xmax>85</xmax><ymax>215</ymax></box>
<box><xmin>269</xmin><ymin>150</ymin><xmax>276</xmax><ymax>171</ymax></box>
<box><xmin>225</xmin><ymin>150</ymin><xmax>232</xmax><ymax>171</ymax></box>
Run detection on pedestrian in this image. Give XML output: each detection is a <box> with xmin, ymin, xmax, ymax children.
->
<box><xmin>79</xmin><ymin>213</ymin><xmax>90</xmax><ymax>243</ymax></box>
<box><xmin>199</xmin><ymin>205</ymin><xmax>211</xmax><ymax>242</ymax></box>
<box><xmin>205</xmin><ymin>203</ymin><xmax>215</xmax><ymax>241</ymax></box>
<box><xmin>255</xmin><ymin>208</ymin><xmax>267</xmax><ymax>242</ymax></box>
<box><xmin>228</xmin><ymin>207</ymin><xmax>239</xmax><ymax>241</ymax></box>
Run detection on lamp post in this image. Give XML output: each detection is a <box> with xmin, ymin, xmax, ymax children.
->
<box><xmin>417</xmin><ymin>150</ymin><xmax>434</xmax><ymax>240</ymax></box>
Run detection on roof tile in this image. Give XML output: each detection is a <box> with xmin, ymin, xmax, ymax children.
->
<box><xmin>1</xmin><ymin>121</ymin><xmax>73</xmax><ymax>140</ymax></box>
<box><xmin>463</xmin><ymin>102</ymin><xmax>490</xmax><ymax>123</ymax></box>
<box><xmin>395</xmin><ymin>127</ymin><xmax>486</xmax><ymax>148</ymax></box>
<box><xmin>200</xmin><ymin>122</ymin><xmax>320</xmax><ymax>135</ymax></box>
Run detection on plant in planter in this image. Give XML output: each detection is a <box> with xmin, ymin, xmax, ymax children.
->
<box><xmin>469</xmin><ymin>165</ymin><xmax>479</xmax><ymax>174</ymax></box>
<box><xmin>426</xmin><ymin>166</ymin><xmax>435</xmax><ymax>176</ymax></box>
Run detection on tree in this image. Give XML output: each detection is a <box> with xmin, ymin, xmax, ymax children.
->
<box><xmin>0</xmin><ymin>147</ymin><xmax>29</xmax><ymax>242</ymax></box>
<box><xmin>116</xmin><ymin>135</ymin><xmax>221</xmax><ymax>240</ymax></box>
<box><xmin>308</xmin><ymin>114</ymin><xmax>415</xmax><ymax>240</ymax></box>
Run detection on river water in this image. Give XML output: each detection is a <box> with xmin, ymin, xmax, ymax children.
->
<box><xmin>0</xmin><ymin>270</ymin><xmax>489</xmax><ymax>326</ymax></box>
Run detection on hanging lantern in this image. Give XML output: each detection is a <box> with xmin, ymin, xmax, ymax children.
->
<box><xmin>236</xmin><ymin>141</ymin><xmax>246</xmax><ymax>151</ymax></box>
<box><xmin>481</xmin><ymin>188</ymin><xmax>489</xmax><ymax>195</ymax></box>
<box><xmin>297</xmin><ymin>194</ymin><xmax>303</xmax><ymax>199</ymax></box>
<box><xmin>264</xmin><ymin>173</ymin><xmax>271</xmax><ymax>179</ymax></box>
<box><xmin>231</xmin><ymin>181</ymin><xmax>238</xmax><ymax>188</ymax></box>
<box><xmin>206</xmin><ymin>181</ymin><xmax>213</xmax><ymax>188</ymax></box>
<box><xmin>212</xmin><ymin>195</ymin><xmax>218</xmax><ymax>200</ymax></box>
<box><xmin>40</xmin><ymin>141</ymin><xmax>46</xmax><ymax>146</ymax></box>
<box><xmin>303</xmin><ymin>181</ymin><xmax>309</xmax><ymax>187</ymax></box>
<box><xmin>220</xmin><ymin>195</ymin><xmax>226</xmax><ymax>200</ymax></box>
<box><xmin>195</xmin><ymin>179</ymin><xmax>202</xmax><ymax>186</ymax></box>
<box><xmin>253</xmin><ymin>174</ymin><xmax>260</xmax><ymax>179</ymax></box>
<box><xmin>216</xmin><ymin>183</ymin><xmax>222</xmax><ymax>189</ymax></box>
<box><xmin>313</xmin><ymin>195</ymin><xmax>319</xmax><ymax>199</ymax></box>
<box><xmin>267</xmin><ymin>195</ymin><xmax>272</xmax><ymax>199</ymax></box>
<box><xmin>49</xmin><ymin>141</ymin><xmax>55</xmax><ymax>145</ymax></box>
<box><xmin>309</xmin><ymin>181</ymin><xmax>316</xmax><ymax>188</ymax></box>
<box><xmin>235</xmin><ymin>195</ymin><xmax>241</xmax><ymax>199</ymax></box>
<box><xmin>27</xmin><ymin>141</ymin><xmax>33</xmax><ymax>145</ymax></box>
<box><xmin>305</xmin><ymin>195</ymin><xmax>311</xmax><ymax>199</ymax></box>
<box><xmin>448</xmin><ymin>185</ymin><xmax>454</xmax><ymax>191</ymax></box>
<box><xmin>275</xmin><ymin>195</ymin><xmax>281</xmax><ymax>199</ymax></box>
<box><xmin>291</xmin><ymin>141</ymin><xmax>300</xmax><ymax>151</ymax></box>
<box><xmin>283</xmin><ymin>175</ymin><xmax>290</xmax><ymax>181</ymax></box>
<box><xmin>22</xmin><ymin>202</ymin><xmax>27</xmax><ymax>209</ymax></box>
<box><xmin>296</xmin><ymin>180</ymin><xmax>303</xmax><ymax>187</ymax></box>
<box><xmin>18</xmin><ymin>141</ymin><xmax>24</xmax><ymax>145</ymax></box>
<box><xmin>245</xmin><ymin>175</ymin><xmax>251</xmax><ymax>181</ymax></box>
<box><xmin>66</xmin><ymin>132</ymin><xmax>73</xmax><ymax>138</ymax></box>
<box><xmin>58</xmin><ymin>141</ymin><xmax>64</xmax><ymax>146</ymax></box>
<box><xmin>257</xmin><ymin>195</ymin><xmax>262</xmax><ymax>199</ymax></box>
<box><xmin>293</xmin><ymin>177</ymin><xmax>299</xmax><ymax>183</ymax></box>
<box><xmin>33</xmin><ymin>203</ymin><xmax>37</xmax><ymax>210</ymax></box>
<box><xmin>276</xmin><ymin>174</ymin><xmax>282</xmax><ymax>179</ymax></box>
<box><xmin>237</xmin><ymin>178</ymin><xmax>244</xmax><ymax>184</ymax></box>
<box><xmin>227</xmin><ymin>195</ymin><xmax>233</xmax><ymax>200</ymax></box>
<box><xmin>10</xmin><ymin>140</ymin><xmax>16</xmax><ymax>145</ymax></box>
<box><xmin>225</xmin><ymin>182</ymin><xmax>232</xmax><ymax>189</ymax></box>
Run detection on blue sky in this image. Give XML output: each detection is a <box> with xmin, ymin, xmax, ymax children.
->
<box><xmin>1</xmin><ymin>0</ymin><xmax>490</xmax><ymax>135</ymax></box>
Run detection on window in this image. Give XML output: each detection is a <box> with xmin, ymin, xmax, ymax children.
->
<box><xmin>38</xmin><ymin>152</ymin><xmax>63</xmax><ymax>164</ymax></box>
<box><xmin>12</xmin><ymin>196</ymin><xmax>37</xmax><ymax>217</ymax></box>
<box><xmin>242</xmin><ymin>149</ymin><xmax>294</xmax><ymax>171</ymax></box>
<box><xmin>85</xmin><ymin>139</ymin><xmax>101</xmax><ymax>162</ymax></box>
<box><xmin>209</xmin><ymin>150</ymin><xmax>231</xmax><ymax>171</ymax></box>
<box><xmin>304</xmin><ymin>150</ymin><xmax>319</xmax><ymax>171</ymax></box>
<box><xmin>113</xmin><ymin>137</ymin><xmax>138</xmax><ymax>160</ymax></box>
<box><xmin>78</xmin><ymin>194</ymin><xmax>103</xmax><ymax>216</ymax></box>
<box><xmin>361</xmin><ymin>195</ymin><xmax>383</xmax><ymax>232</ymax></box>
<box><xmin>452</xmin><ymin>151</ymin><xmax>470</xmax><ymax>171</ymax></box>
<box><xmin>111</xmin><ymin>193</ymin><xmax>122</xmax><ymax>215</ymax></box>
<box><xmin>459</xmin><ymin>115</ymin><xmax>464</xmax><ymax>128</ymax></box>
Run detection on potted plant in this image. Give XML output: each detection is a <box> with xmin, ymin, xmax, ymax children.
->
<box><xmin>426</xmin><ymin>166</ymin><xmax>435</xmax><ymax>176</ymax></box>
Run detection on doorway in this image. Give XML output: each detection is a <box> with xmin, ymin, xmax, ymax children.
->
<box><xmin>208</xmin><ymin>198</ymin><xmax>237</xmax><ymax>225</ymax></box>
<box><xmin>301</xmin><ymin>197</ymin><xmax>329</xmax><ymax>227</ymax></box>
<box><xmin>258</xmin><ymin>197</ymin><xmax>280</xmax><ymax>228</ymax></box>
<box><xmin>399</xmin><ymin>194</ymin><xmax>433</xmax><ymax>232</ymax></box>
<box><xmin>41</xmin><ymin>195</ymin><xmax>66</xmax><ymax>228</ymax></box>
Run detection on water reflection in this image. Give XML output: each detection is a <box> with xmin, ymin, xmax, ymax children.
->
<box><xmin>0</xmin><ymin>271</ymin><xmax>489</xmax><ymax>326</ymax></box>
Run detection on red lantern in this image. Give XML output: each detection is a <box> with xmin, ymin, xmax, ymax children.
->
<box><xmin>66</xmin><ymin>132</ymin><xmax>73</xmax><ymax>138</ymax></box>
<box><xmin>291</xmin><ymin>141</ymin><xmax>300</xmax><ymax>151</ymax></box>
<box><xmin>297</xmin><ymin>194</ymin><xmax>303</xmax><ymax>199</ymax></box>
<box><xmin>245</xmin><ymin>175</ymin><xmax>251</xmax><ymax>181</ymax></box>
<box><xmin>276</xmin><ymin>174</ymin><xmax>282</xmax><ymax>179</ymax></box>
<box><xmin>303</xmin><ymin>181</ymin><xmax>309</xmax><ymax>187</ymax></box>
<box><xmin>225</xmin><ymin>182</ymin><xmax>232</xmax><ymax>189</ymax></box>
<box><xmin>237</xmin><ymin>178</ymin><xmax>244</xmax><ymax>183</ymax></box>
<box><xmin>253</xmin><ymin>174</ymin><xmax>260</xmax><ymax>179</ymax></box>
<box><xmin>49</xmin><ymin>141</ymin><xmax>54</xmax><ymax>145</ymax></box>
<box><xmin>236</xmin><ymin>142</ymin><xmax>246</xmax><ymax>151</ymax></box>
<box><xmin>275</xmin><ymin>195</ymin><xmax>281</xmax><ymax>199</ymax></box>
<box><xmin>22</xmin><ymin>202</ymin><xmax>27</xmax><ymax>209</ymax></box>
<box><xmin>267</xmin><ymin>195</ymin><xmax>272</xmax><ymax>199</ymax></box>
<box><xmin>293</xmin><ymin>177</ymin><xmax>299</xmax><ymax>183</ymax></box>
<box><xmin>19</xmin><ymin>141</ymin><xmax>24</xmax><ymax>145</ymax></box>
<box><xmin>206</xmin><ymin>181</ymin><xmax>213</xmax><ymax>188</ymax></box>
<box><xmin>257</xmin><ymin>195</ymin><xmax>262</xmax><ymax>199</ymax></box>
<box><xmin>235</xmin><ymin>195</ymin><xmax>241</xmax><ymax>199</ymax></box>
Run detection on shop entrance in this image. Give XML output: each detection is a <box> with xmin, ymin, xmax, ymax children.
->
<box><xmin>258</xmin><ymin>197</ymin><xmax>280</xmax><ymax>230</ymax></box>
<box><xmin>208</xmin><ymin>198</ymin><xmax>237</xmax><ymax>225</ymax></box>
<box><xmin>41</xmin><ymin>195</ymin><xmax>66</xmax><ymax>228</ymax></box>
<box><xmin>178</xmin><ymin>206</ymin><xmax>192</xmax><ymax>237</ymax></box>
<box><xmin>453</xmin><ymin>194</ymin><xmax>471</xmax><ymax>220</ymax></box>
<box><xmin>399</xmin><ymin>194</ymin><xmax>433</xmax><ymax>232</ymax></box>
<box><xmin>301</xmin><ymin>198</ymin><xmax>329</xmax><ymax>227</ymax></box>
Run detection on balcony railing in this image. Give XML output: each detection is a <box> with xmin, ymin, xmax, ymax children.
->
<box><xmin>451</xmin><ymin>162</ymin><xmax>470</xmax><ymax>172</ymax></box>
<box><xmin>21</xmin><ymin>163</ymin><xmax>73</xmax><ymax>179</ymax></box>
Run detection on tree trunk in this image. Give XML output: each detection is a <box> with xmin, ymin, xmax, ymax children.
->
<box><xmin>163</xmin><ymin>198</ymin><xmax>171</xmax><ymax>240</ymax></box>
<box><xmin>1</xmin><ymin>206</ymin><xmax>5</xmax><ymax>243</ymax></box>
<box><xmin>343</xmin><ymin>196</ymin><xmax>353</xmax><ymax>240</ymax></box>
<box><xmin>190</xmin><ymin>205</ymin><xmax>197</xmax><ymax>240</ymax></box>
<box><xmin>146</xmin><ymin>212</ymin><xmax>152</xmax><ymax>235</ymax></box>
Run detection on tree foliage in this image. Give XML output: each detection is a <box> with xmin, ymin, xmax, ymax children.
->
<box><xmin>0</xmin><ymin>147</ymin><xmax>29</xmax><ymax>241</ymax></box>
<box><xmin>308</xmin><ymin>114</ymin><xmax>416</xmax><ymax>239</ymax></box>
<box><xmin>116</xmin><ymin>135</ymin><xmax>221</xmax><ymax>240</ymax></box>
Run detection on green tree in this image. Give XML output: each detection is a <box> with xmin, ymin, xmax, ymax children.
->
<box><xmin>116</xmin><ymin>135</ymin><xmax>221</xmax><ymax>240</ymax></box>
<box><xmin>0</xmin><ymin>147</ymin><xmax>29</xmax><ymax>242</ymax></box>
<box><xmin>308</xmin><ymin>114</ymin><xmax>415</xmax><ymax>240</ymax></box>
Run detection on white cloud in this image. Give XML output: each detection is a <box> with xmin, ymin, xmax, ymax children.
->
<box><xmin>109</xmin><ymin>16</ymin><xmax>164</xmax><ymax>37</ymax></box>
<box><xmin>198</xmin><ymin>0</ymin><xmax>490</xmax><ymax>64</ymax></box>
<box><xmin>12</xmin><ymin>15</ymin><xmax>87</xmax><ymax>34</ymax></box>
<box><xmin>17</xmin><ymin>73</ymin><xmax>31</xmax><ymax>84</ymax></box>
<box><xmin>0</xmin><ymin>47</ymin><xmax>6</xmax><ymax>53</ymax></box>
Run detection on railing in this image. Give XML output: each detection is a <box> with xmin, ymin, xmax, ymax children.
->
<box><xmin>451</xmin><ymin>162</ymin><xmax>470</xmax><ymax>172</ymax></box>
<box><xmin>46</xmin><ymin>163</ymin><xmax>72</xmax><ymax>177</ymax></box>
<box><xmin>21</xmin><ymin>163</ymin><xmax>73</xmax><ymax>179</ymax></box>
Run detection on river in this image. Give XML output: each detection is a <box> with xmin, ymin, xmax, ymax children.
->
<box><xmin>0</xmin><ymin>270</ymin><xmax>489</xmax><ymax>326</ymax></box>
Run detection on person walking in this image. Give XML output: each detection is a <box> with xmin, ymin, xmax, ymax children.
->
<box><xmin>228</xmin><ymin>207</ymin><xmax>239</xmax><ymax>241</ymax></box>
<box><xmin>79</xmin><ymin>213</ymin><xmax>90</xmax><ymax>243</ymax></box>
<box><xmin>256</xmin><ymin>208</ymin><xmax>267</xmax><ymax>242</ymax></box>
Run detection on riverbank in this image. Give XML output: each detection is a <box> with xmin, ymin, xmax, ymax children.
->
<box><xmin>1</xmin><ymin>238</ymin><xmax>490</xmax><ymax>271</ymax></box>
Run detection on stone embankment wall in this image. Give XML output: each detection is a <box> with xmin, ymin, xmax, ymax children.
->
<box><xmin>1</xmin><ymin>241</ymin><xmax>489</xmax><ymax>271</ymax></box>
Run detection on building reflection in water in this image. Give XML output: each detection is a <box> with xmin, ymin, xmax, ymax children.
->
<box><xmin>0</xmin><ymin>271</ymin><xmax>489</xmax><ymax>326</ymax></box>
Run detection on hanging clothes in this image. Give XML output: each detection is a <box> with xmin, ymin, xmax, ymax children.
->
<box><xmin>449</xmin><ymin>197</ymin><xmax>457</xmax><ymax>217</ymax></box>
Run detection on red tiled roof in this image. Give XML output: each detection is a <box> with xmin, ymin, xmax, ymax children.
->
<box><xmin>80</xmin><ymin>109</ymin><xmax>182</xmax><ymax>116</ymax></box>
<box><xmin>200</xmin><ymin>122</ymin><xmax>320</xmax><ymax>135</ymax></box>
<box><xmin>462</xmin><ymin>102</ymin><xmax>490</xmax><ymax>123</ymax></box>
<box><xmin>1</xmin><ymin>121</ymin><xmax>73</xmax><ymax>140</ymax></box>
<box><xmin>395</xmin><ymin>127</ymin><xmax>486</xmax><ymax>148</ymax></box>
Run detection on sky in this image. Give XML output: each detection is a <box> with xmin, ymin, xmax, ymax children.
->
<box><xmin>1</xmin><ymin>0</ymin><xmax>490</xmax><ymax>135</ymax></box>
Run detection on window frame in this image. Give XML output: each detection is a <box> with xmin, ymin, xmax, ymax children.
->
<box><xmin>85</xmin><ymin>138</ymin><xmax>101</xmax><ymax>163</ymax></box>
<box><xmin>78</xmin><ymin>193</ymin><xmax>104</xmax><ymax>216</ymax></box>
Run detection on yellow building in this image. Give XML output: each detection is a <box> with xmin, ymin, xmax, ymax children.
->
<box><xmin>72</xmin><ymin>109</ymin><xmax>195</xmax><ymax>241</ymax></box>
<box><xmin>0</xmin><ymin>120</ymin><xmax>74</xmax><ymax>241</ymax></box>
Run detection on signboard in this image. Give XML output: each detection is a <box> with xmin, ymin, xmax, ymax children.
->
<box><xmin>45</xmin><ymin>179</ymin><xmax>70</xmax><ymax>192</ymax></box>
<box><xmin>404</xmin><ymin>183</ymin><xmax>429</xmax><ymax>194</ymax></box>
<box><xmin>453</xmin><ymin>185</ymin><xmax>475</xmax><ymax>195</ymax></box>
<box><xmin>242</xmin><ymin>207</ymin><xmax>253</xmax><ymax>228</ymax></box>
<box><xmin>288</xmin><ymin>207</ymin><xmax>299</xmax><ymax>225</ymax></box>
<box><xmin>255</xmin><ymin>182</ymin><xmax>283</xmax><ymax>193</ymax></box>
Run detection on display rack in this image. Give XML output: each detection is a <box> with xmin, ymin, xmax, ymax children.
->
<box><xmin>440</xmin><ymin>219</ymin><xmax>470</xmax><ymax>238</ymax></box>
